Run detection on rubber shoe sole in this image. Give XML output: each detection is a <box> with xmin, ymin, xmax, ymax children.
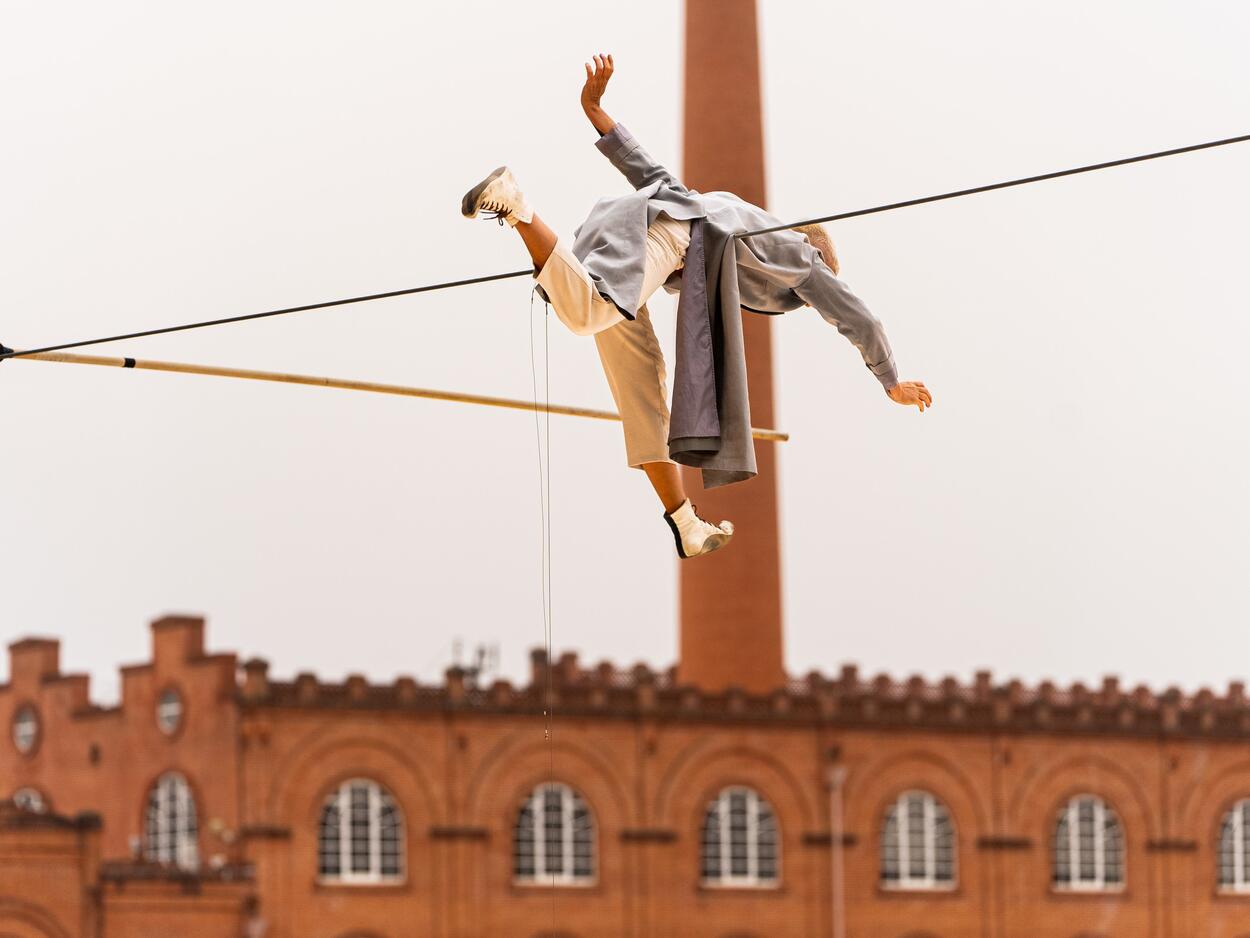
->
<box><xmin>461</xmin><ymin>166</ymin><xmax>508</xmax><ymax>219</ymax></box>
<box><xmin>696</xmin><ymin>530</ymin><xmax>731</xmax><ymax>557</ymax></box>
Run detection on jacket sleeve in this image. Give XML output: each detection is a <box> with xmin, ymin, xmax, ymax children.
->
<box><xmin>595</xmin><ymin>123</ymin><xmax>690</xmax><ymax>194</ymax></box>
<box><xmin>794</xmin><ymin>261</ymin><xmax>899</xmax><ymax>391</ymax></box>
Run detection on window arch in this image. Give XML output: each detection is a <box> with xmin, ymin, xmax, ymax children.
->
<box><xmin>1218</xmin><ymin>798</ymin><xmax>1250</xmax><ymax>892</ymax></box>
<box><xmin>881</xmin><ymin>790</ymin><xmax>956</xmax><ymax>889</ymax></box>
<box><xmin>700</xmin><ymin>786</ymin><xmax>779</xmax><ymax>887</ymax></box>
<box><xmin>513</xmin><ymin>782</ymin><xmax>595</xmax><ymax>885</ymax></box>
<box><xmin>144</xmin><ymin>772</ymin><xmax>198</xmax><ymax>869</ymax></box>
<box><xmin>317</xmin><ymin>779</ymin><xmax>404</xmax><ymax>883</ymax></box>
<box><xmin>1052</xmin><ymin>795</ymin><xmax>1124</xmax><ymax>891</ymax></box>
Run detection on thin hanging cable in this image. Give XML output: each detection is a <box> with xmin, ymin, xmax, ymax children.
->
<box><xmin>526</xmin><ymin>291</ymin><xmax>551</xmax><ymax>722</ymax></box>
<box><xmin>734</xmin><ymin>131</ymin><xmax>1250</xmax><ymax>238</ymax></box>
<box><xmin>544</xmin><ymin>302</ymin><xmax>553</xmax><ymax>709</ymax></box>
<box><xmin>529</xmin><ymin>291</ymin><xmax>559</xmax><ymax>918</ymax></box>
<box><xmin>2</xmin><ymin>131</ymin><xmax>1245</xmax><ymax>364</ymax></box>
<box><xmin>544</xmin><ymin>299</ymin><xmax>553</xmax><ymax>755</ymax></box>
<box><xmin>527</xmin><ymin>297</ymin><xmax>554</xmax><ymax>738</ymax></box>
<box><xmin>543</xmin><ymin>299</ymin><xmax>557</xmax><ymax>925</ymax></box>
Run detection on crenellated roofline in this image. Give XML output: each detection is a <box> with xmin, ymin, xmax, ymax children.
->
<box><xmin>237</xmin><ymin>649</ymin><xmax>1250</xmax><ymax>741</ymax></box>
<box><xmin>8</xmin><ymin>619</ymin><xmax>1250</xmax><ymax>741</ymax></box>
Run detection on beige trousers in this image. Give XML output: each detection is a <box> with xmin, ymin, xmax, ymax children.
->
<box><xmin>536</xmin><ymin>217</ymin><xmax>691</xmax><ymax>467</ymax></box>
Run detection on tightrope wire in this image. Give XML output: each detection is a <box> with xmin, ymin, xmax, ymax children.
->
<box><xmin>0</xmin><ymin>269</ymin><xmax>532</xmax><ymax>360</ymax></box>
<box><xmin>734</xmin><ymin>131</ymin><xmax>1250</xmax><ymax>238</ymax></box>
<box><xmin>2</xmin><ymin>130</ymin><xmax>1246</xmax><ymax>363</ymax></box>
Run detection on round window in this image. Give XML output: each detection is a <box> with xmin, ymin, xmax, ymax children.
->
<box><xmin>156</xmin><ymin>688</ymin><xmax>183</xmax><ymax>735</ymax></box>
<box><xmin>12</xmin><ymin>705</ymin><xmax>39</xmax><ymax>755</ymax></box>
<box><xmin>12</xmin><ymin>787</ymin><xmax>46</xmax><ymax>813</ymax></box>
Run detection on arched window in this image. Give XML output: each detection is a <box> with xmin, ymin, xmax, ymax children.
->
<box><xmin>144</xmin><ymin>772</ymin><xmax>198</xmax><ymax>869</ymax></box>
<box><xmin>317</xmin><ymin>779</ymin><xmax>404</xmax><ymax>883</ymax></box>
<box><xmin>700</xmin><ymin>786</ymin><xmax>779</xmax><ymax>887</ymax></box>
<box><xmin>881</xmin><ymin>790</ymin><xmax>956</xmax><ymax>889</ymax></box>
<box><xmin>1218</xmin><ymin>799</ymin><xmax>1250</xmax><ymax>892</ymax></box>
<box><xmin>513</xmin><ymin>782</ymin><xmax>595</xmax><ymax>885</ymax></box>
<box><xmin>1052</xmin><ymin>795</ymin><xmax>1124</xmax><ymax>891</ymax></box>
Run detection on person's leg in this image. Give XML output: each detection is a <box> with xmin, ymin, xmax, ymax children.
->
<box><xmin>594</xmin><ymin>302</ymin><xmax>674</xmax><ymax>473</ymax></box>
<box><xmin>536</xmin><ymin>242</ymin><xmax>637</xmax><ymax>337</ymax></box>
<box><xmin>588</xmin><ymin>217</ymin><xmax>732</xmax><ymax>555</ymax></box>
<box><xmin>515</xmin><ymin>215</ymin><xmax>558</xmax><ymax>271</ymax></box>
<box><xmin>595</xmin><ymin>307</ymin><xmax>731</xmax><ymax>558</ymax></box>
<box><xmin>593</xmin><ymin>220</ymin><xmax>687</xmax><ymax>505</ymax></box>
<box><xmin>621</xmin><ymin>218</ymin><xmax>694</xmax><ymax>513</ymax></box>
<box><xmin>461</xmin><ymin>165</ymin><xmax>630</xmax><ymax>336</ymax></box>
<box><xmin>643</xmin><ymin>462</ymin><xmax>686</xmax><ymax>514</ymax></box>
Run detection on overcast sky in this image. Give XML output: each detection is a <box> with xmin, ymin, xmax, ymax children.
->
<box><xmin>2</xmin><ymin>0</ymin><xmax>1247</xmax><ymax>702</ymax></box>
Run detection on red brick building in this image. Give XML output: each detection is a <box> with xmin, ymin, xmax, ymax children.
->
<box><xmin>5</xmin><ymin>613</ymin><xmax>1250</xmax><ymax>937</ymax></box>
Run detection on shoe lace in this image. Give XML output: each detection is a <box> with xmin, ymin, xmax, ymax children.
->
<box><xmin>689</xmin><ymin>504</ymin><xmax>729</xmax><ymax>534</ymax></box>
<box><xmin>479</xmin><ymin>198</ymin><xmax>510</xmax><ymax>226</ymax></box>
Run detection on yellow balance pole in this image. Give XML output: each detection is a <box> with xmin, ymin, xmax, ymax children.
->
<box><xmin>13</xmin><ymin>351</ymin><xmax>790</xmax><ymax>444</ymax></box>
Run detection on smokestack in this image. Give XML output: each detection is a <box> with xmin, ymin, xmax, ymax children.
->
<box><xmin>679</xmin><ymin>0</ymin><xmax>785</xmax><ymax>693</ymax></box>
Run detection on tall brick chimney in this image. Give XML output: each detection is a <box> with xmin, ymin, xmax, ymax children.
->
<box><xmin>679</xmin><ymin>0</ymin><xmax>785</xmax><ymax>693</ymax></box>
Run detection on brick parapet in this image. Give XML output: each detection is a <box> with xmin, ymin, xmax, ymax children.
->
<box><xmin>12</xmin><ymin>630</ymin><xmax>1250</xmax><ymax>741</ymax></box>
<box><xmin>234</xmin><ymin>651</ymin><xmax>1250</xmax><ymax>742</ymax></box>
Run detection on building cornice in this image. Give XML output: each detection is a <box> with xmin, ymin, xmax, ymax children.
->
<box><xmin>232</xmin><ymin>655</ymin><xmax>1250</xmax><ymax>743</ymax></box>
<box><xmin>14</xmin><ymin>624</ymin><xmax>1250</xmax><ymax>745</ymax></box>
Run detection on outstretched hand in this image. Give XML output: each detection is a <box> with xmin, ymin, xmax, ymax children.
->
<box><xmin>887</xmin><ymin>381</ymin><xmax>933</xmax><ymax>412</ymax></box>
<box><xmin>581</xmin><ymin>53</ymin><xmax>614</xmax><ymax>113</ymax></box>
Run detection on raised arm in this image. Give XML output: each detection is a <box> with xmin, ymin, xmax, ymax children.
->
<box><xmin>581</xmin><ymin>54</ymin><xmax>689</xmax><ymax>194</ymax></box>
<box><xmin>581</xmin><ymin>54</ymin><xmax>618</xmax><ymax>136</ymax></box>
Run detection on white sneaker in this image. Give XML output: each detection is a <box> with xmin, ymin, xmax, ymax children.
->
<box><xmin>460</xmin><ymin>166</ymin><xmax>533</xmax><ymax>227</ymax></box>
<box><xmin>664</xmin><ymin>499</ymin><xmax>734</xmax><ymax>559</ymax></box>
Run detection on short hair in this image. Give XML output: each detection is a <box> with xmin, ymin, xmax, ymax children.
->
<box><xmin>795</xmin><ymin>223</ymin><xmax>839</xmax><ymax>276</ymax></box>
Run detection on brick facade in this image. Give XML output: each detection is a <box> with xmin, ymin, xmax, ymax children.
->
<box><xmin>4</xmin><ymin>615</ymin><xmax>1250</xmax><ymax>937</ymax></box>
<box><xmin>0</xmin><ymin>805</ymin><xmax>100</xmax><ymax>938</ymax></box>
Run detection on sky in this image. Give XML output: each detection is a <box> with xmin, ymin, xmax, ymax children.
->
<box><xmin>1</xmin><ymin>0</ymin><xmax>1247</xmax><ymax>703</ymax></box>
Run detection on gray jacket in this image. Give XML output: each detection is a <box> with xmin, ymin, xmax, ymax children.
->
<box><xmin>558</xmin><ymin>123</ymin><xmax>896</xmax><ymax>487</ymax></box>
